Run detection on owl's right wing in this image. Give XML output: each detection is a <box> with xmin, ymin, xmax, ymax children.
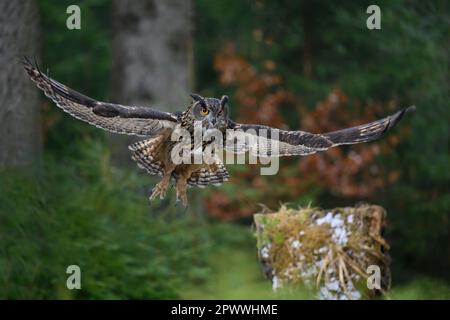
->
<box><xmin>24</xmin><ymin>58</ymin><xmax>179</xmax><ymax>136</ymax></box>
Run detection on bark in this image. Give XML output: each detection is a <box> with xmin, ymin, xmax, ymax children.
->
<box><xmin>110</xmin><ymin>0</ymin><xmax>193</xmax><ymax>165</ymax></box>
<box><xmin>0</xmin><ymin>0</ymin><xmax>41</xmax><ymax>168</ymax></box>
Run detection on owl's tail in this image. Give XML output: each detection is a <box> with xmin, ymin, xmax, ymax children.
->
<box><xmin>184</xmin><ymin>163</ymin><xmax>229</xmax><ymax>188</ymax></box>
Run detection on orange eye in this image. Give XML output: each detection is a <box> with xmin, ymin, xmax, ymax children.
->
<box><xmin>218</xmin><ymin>109</ymin><xmax>223</xmax><ymax>116</ymax></box>
<box><xmin>200</xmin><ymin>107</ymin><xmax>209</xmax><ymax>116</ymax></box>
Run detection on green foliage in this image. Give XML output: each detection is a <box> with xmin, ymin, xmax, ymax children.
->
<box><xmin>196</xmin><ymin>0</ymin><xmax>450</xmax><ymax>278</ymax></box>
<box><xmin>0</xmin><ymin>0</ymin><xmax>215</xmax><ymax>299</ymax></box>
<box><xmin>3</xmin><ymin>0</ymin><xmax>447</xmax><ymax>299</ymax></box>
<box><xmin>0</xmin><ymin>139</ymin><xmax>210</xmax><ymax>299</ymax></box>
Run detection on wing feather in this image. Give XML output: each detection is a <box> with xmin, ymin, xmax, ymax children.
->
<box><xmin>226</xmin><ymin>107</ymin><xmax>414</xmax><ymax>157</ymax></box>
<box><xmin>23</xmin><ymin>59</ymin><xmax>179</xmax><ymax>136</ymax></box>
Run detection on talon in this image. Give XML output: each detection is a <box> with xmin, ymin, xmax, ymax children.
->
<box><xmin>175</xmin><ymin>175</ymin><xmax>189</xmax><ymax>208</ymax></box>
<box><xmin>149</xmin><ymin>186</ymin><xmax>158</xmax><ymax>200</ymax></box>
<box><xmin>149</xmin><ymin>178</ymin><xmax>170</xmax><ymax>201</ymax></box>
<box><xmin>175</xmin><ymin>197</ymin><xmax>188</xmax><ymax>208</ymax></box>
<box><xmin>179</xmin><ymin>195</ymin><xmax>188</xmax><ymax>208</ymax></box>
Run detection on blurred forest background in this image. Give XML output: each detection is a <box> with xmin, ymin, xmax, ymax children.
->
<box><xmin>0</xmin><ymin>0</ymin><xmax>449</xmax><ymax>299</ymax></box>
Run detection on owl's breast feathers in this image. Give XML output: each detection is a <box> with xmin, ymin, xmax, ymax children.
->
<box><xmin>129</xmin><ymin>131</ymin><xmax>229</xmax><ymax>189</ymax></box>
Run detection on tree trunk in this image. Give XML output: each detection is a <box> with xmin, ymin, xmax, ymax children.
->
<box><xmin>110</xmin><ymin>0</ymin><xmax>193</xmax><ymax>165</ymax></box>
<box><xmin>0</xmin><ymin>1</ymin><xmax>41</xmax><ymax>168</ymax></box>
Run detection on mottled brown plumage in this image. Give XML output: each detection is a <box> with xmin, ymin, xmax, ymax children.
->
<box><xmin>23</xmin><ymin>59</ymin><xmax>414</xmax><ymax>207</ymax></box>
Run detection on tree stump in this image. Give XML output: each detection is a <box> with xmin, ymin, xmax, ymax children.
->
<box><xmin>254</xmin><ymin>204</ymin><xmax>391</xmax><ymax>299</ymax></box>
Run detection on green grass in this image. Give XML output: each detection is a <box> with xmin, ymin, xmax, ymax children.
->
<box><xmin>184</xmin><ymin>224</ymin><xmax>314</xmax><ymax>300</ymax></box>
<box><xmin>387</xmin><ymin>278</ymin><xmax>450</xmax><ymax>300</ymax></box>
<box><xmin>185</xmin><ymin>224</ymin><xmax>450</xmax><ymax>300</ymax></box>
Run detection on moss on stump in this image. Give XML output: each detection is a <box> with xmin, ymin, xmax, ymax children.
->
<box><xmin>254</xmin><ymin>204</ymin><xmax>391</xmax><ymax>300</ymax></box>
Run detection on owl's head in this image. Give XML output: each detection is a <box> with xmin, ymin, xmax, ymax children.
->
<box><xmin>190</xmin><ymin>93</ymin><xmax>229</xmax><ymax>129</ymax></box>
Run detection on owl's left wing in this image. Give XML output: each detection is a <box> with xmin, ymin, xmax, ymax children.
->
<box><xmin>23</xmin><ymin>58</ymin><xmax>179</xmax><ymax>136</ymax></box>
<box><xmin>226</xmin><ymin>106</ymin><xmax>415</xmax><ymax>157</ymax></box>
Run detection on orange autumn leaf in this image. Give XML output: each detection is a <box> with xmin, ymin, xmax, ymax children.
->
<box><xmin>206</xmin><ymin>45</ymin><xmax>407</xmax><ymax>220</ymax></box>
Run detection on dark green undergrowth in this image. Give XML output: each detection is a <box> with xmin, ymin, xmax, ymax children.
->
<box><xmin>0</xmin><ymin>138</ymin><xmax>212</xmax><ymax>299</ymax></box>
<box><xmin>1</xmin><ymin>0</ymin><xmax>447</xmax><ymax>300</ymax></box>
<box><xmin>1</xmin><ymin>140</ymin><xmax>449</xmax><ymax>299</ymax></box>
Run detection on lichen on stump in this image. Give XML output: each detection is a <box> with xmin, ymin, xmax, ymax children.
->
<box><xmin>254</xmin><ymin>204</ymin><xmax>391</xmax><ymax>300</ymax></box>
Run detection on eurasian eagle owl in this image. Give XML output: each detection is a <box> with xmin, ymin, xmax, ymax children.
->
<box><xmin>24</xmin><ymin>59</ymin><xmax>414</xmax><ymax>207</ymax></box>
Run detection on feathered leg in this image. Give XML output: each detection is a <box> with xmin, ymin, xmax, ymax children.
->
<box><xmin>149</xmin><ymin>161</ymin><xmax>175</xmax><ymax>200</ymax></box>
<box><xmin>149</xmin><ymin>173</ymin><xmax>172</xmax><ymax>200</ymax></box>
<box><xmin>175</xmin><ymin>175</ymin><xmax>188</xmax><ymax>207</ymax></box>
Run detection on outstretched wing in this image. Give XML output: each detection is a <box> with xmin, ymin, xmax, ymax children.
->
<box><xmin>226</xmin><ymin>106</ymin><xmax>415</xmax><ymax>157</ymax></box>
<box><xmin>23</xmin><ymin>58</ymin><xmax>179</xmax><ymax>136</ymax></box>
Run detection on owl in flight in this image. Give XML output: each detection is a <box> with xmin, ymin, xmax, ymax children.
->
<box><xmin>24</xmin><ymin>59</ymin><xmax>414</xmax><ymax>207</ymax></box>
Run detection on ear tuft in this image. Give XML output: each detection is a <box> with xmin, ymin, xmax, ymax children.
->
<box><xmin>220</xmin><ymin>95</ymin><xmax>229</xmax><ymax>108</ymax></box>
<box><xmin>190</xmin><ymin>93</ymin><xmax>204</xmax><ymax>102</ymax></box>
<box><xmin>190</xmin><ymin>93</ymin><xmax>207</xmax><ymax>107</ymax></box>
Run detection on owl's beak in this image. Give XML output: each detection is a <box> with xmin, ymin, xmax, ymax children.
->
<box><xmin>209</xmin><ymin>118</ymin><xmax>217</xmax><ymax>126</ymax></box>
